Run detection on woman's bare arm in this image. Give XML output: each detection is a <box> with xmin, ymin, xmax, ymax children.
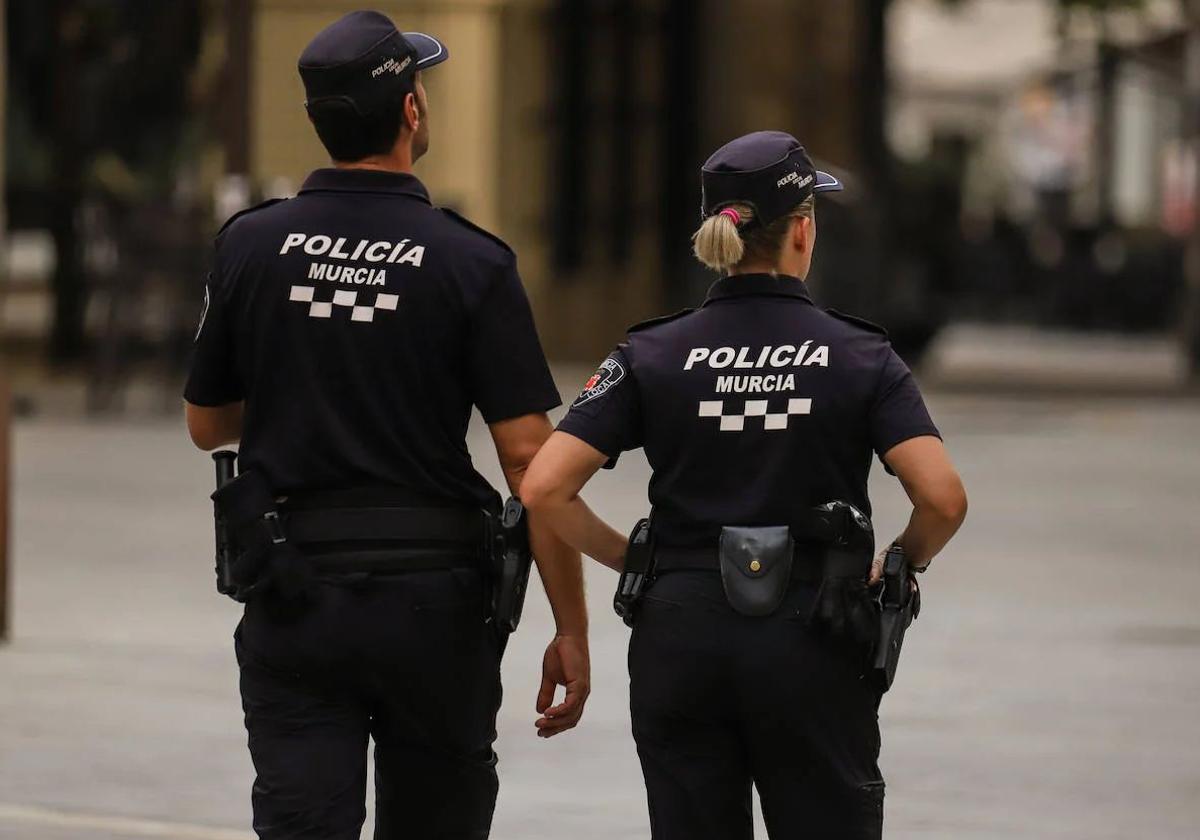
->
<box><xmin>870</xmin><ymin>435</ymin><xmax>967</xmax><ymax>581</ymax></box>
<box><xmin>520</xmin><ymin>432</ymin><xmax>629</xmax><ymax>572</ymax></box>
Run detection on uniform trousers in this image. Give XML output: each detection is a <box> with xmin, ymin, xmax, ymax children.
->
<box><xmin>629</xmin><ymin>571</ymin><xmax>885</xmax><ymax>840</ymax></box>
<box><xmin>235</xmin><ymin>568</ymin><xmax>503</xmax><ymax>840</ymax></box>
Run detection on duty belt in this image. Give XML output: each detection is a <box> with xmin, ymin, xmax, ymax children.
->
<box><xmin>653</xmin><ymin>545</ymin><xmax>824</xmax><ymax>582</ymax></box>
<box><xmin>613</xmin><ymin>500</ymin><xmax>874</xmax><ymax>627</ymax></box>
<box><xmin>282</xmin><ymin>499</ymin><xmax>487</xmax><ymax>574</ymax></box>
<box><xmin>651</xmin><ymin>504</ymin><xmax>871</xmax><ymax>581</ymax></box>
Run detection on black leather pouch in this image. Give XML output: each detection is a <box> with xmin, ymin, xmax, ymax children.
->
<box><xmin>718</xmin><ymin>526</ymin><xmax>794</xmax><ymax>616</ymax></box>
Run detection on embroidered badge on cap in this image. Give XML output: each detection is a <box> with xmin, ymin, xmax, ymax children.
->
<box><xmin>574</xmin><ymin>356</ymin><xmax>626</xmax><ymax>406</ymax></box>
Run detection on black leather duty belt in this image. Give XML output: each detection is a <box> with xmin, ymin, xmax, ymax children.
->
<box><xmin>654</xmin><ymin>546</ymin><xmax>824</xmax><ymax>583</ymax></box>
<box><xmin>284</xmin><ymin>505</ymin><xmax>487</xmax><ymax>574</ymax></box>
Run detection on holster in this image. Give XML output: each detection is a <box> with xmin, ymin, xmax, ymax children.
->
<box><xmin>808</xmin><ymin>547</ymin><xmax>878</xmax><ymax>649</ymax></box>
<box><xmin>488</xmin><ymin>497</ymin><xmax>533</xmax><ymax>636</ymax></box>
<box><xmin>803</xmin><ymin>501</ymin><xmax>879</xmax><ymax>651</ymax></box>
<box><xmin>613</xmin><ymin>518</ymin><xmax>653</xmax><ymax>628</ymax></box>
<box><xmin>211</xmin><ymin>469</ymin><xmax>313</xmax><ymax>604</ymax></box>
<box><xmin>718</xmin><ymin>526</ymin><xmax>794</xmax><ymax>617</ymax></box>
<box><xmin>212</xmin><ymin>451</ymin><xmax>238</xmax><ymax>597</ymax></box>
<box><xmin>870</xmin><ymin>544</ymin><xmax>920</xmax><ymax>692</ymax></box>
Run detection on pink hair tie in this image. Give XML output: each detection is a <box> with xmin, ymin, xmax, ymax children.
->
<box><xmin>718</xmin><ymin>208</ymin><xmax>742</xmax><ymax>226</ymax></box>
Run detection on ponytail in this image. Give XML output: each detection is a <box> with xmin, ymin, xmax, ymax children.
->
<box><xmin>691</xmin><ymin>196</ymin><xmax>816</xmax><ymax>274</ymax></box>
<box><xmin>692</xmin><ymin>204</ymin><xmax>755</xmax><ymax>273</ymax></box>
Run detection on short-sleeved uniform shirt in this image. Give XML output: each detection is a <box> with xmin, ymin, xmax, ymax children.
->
<box><xmin>185</xmin><ymin>168</ymin><xmax>561</xmax><ymax>509</ymax></box>
<box><xmin>557</xmin><ymin>273</ymin><xmax>940</xmax><ymax>547</ymax></box>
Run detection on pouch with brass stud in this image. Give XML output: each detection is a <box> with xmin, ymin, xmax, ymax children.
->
<box><xmin>718</xmin><ymin>526</ymin><xmax>794</xmax><ymax>616</ymax></box>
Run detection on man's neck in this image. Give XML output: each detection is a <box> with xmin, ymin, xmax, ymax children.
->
<box><xmin>335</xmin><ymin>147</ymin><xmax>413</xmax><ymax>175</ymax></box>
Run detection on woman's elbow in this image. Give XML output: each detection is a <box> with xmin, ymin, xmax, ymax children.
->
<box><xmin>517</xmin><ymin>433</ymin><xmax>601</xmax><ymax>512</ymax></box>
<box><xmin>518</xmin><ymin>467</ymin><xmax>558</xmax><ymax>512</ymax></box>
<box><xmin>933</xmin><ymin>477</ymin><xmax>968</xmax><ymax>527</ymax></box>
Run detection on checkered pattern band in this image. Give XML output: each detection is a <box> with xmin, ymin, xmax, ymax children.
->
<box><xmin>698</xmin><ymin>398</ymin><xmax>812</xmax><ymax>431</ymax></box>
<box><xmin>289</xmin><ymin>286</ymin><xmax>399</xmax><ymax>323</ymax></box>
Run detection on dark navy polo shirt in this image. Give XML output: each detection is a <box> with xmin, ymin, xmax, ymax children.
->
<box><xmin>185</xmin><ymin>168</ymin><xmax>561</xmax><ymax>508</ymax></box>
<box><xmin>557</xmin><ymin>273</ymin><xmax>940</xmax><ymax>546</ymax></box>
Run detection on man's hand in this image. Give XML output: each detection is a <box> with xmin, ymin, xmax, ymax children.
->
<box><xmin>868</xmin><ymin>542</ymin><xmax>920</xmax><ymax>594</ymax></box>
<box><xmin>868</xmin><ymin>547</ymin><xmax>887</xmax><ymax>586</ymax></box>
<box><xmin>535</xmin><ymin>634</ymin><xmax>590</xmax><ymax>738</ymax></box>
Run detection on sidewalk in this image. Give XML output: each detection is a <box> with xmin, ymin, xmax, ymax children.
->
<box><xmin>4</xmin><ymin>323</ymin><xmax>1195</xmax><ymax>427</ymax></box>
<box><xmin>922</xmin><ymin>323</ymin><xmax>1192</xmax><ymax>395</ymax></box>
<box><xmin>2</xmin><ymin>389</ymin><xmax>1199</xmax><ymax>838</ymax></box>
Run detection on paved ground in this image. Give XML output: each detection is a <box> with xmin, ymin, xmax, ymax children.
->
<box><xmin>2</xmin><ymin>388</ymin><xmax>1199</xmax><ymax>839</ymax></box>
<box><xmin>922</xmin><ymin>324</ymin><xmax>1192</xmax><ymax>394</ymax></box>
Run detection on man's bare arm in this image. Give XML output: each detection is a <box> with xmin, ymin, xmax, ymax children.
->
<box><xmin>490</xmin><ymin>414</ymin><xmax>589</xmax><ymax>635</ymax></box>
<box><xmin>489</xmin><ymin>413</ymin><xmax>590</xmax><ymax>738</ymax></box>
<box><xmin>184</xmin><ymin>401</ymin><xmax>244</xmax><ymax>451</ymax></box>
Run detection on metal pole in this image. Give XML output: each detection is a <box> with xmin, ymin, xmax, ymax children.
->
<box><xmin>1183</xmin><ymin>0</ymin><xmax>1200</xmax><ymax>378</ymax></box>
<box><xmin>224</xmin><ymin>0</ymin><xmax>253</xmax><ymax>177</ymax></box>
<box><xmin>0</xmin><ymin>367</ymin><xmax>10</xmax><ymax>643</ymax></box>
<box><xmin>0</xmin><ymin>0</ymin><xmax>8</xmax><ymax>643</ymax></box>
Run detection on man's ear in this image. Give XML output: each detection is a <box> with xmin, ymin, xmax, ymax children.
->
<box><xmin>404</xmin><ymin>91</ymin><xmax>420</xmax><ymax>132</ymax></box>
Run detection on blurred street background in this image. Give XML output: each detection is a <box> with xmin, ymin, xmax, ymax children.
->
<box><xmin>1</xmin><ymin>0</ymin><xmax>1199</xmax><ymax>838</ymax></box>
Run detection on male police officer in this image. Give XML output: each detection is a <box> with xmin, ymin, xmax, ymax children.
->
<box><xmin>184</xmin><ymin>12</ymin><xmax>589</xmax><ymax>839</ymax></box>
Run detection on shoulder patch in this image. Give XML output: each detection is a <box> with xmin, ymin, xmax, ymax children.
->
<box><xmin>826</xmin><ymin>308</ymin><xmax>888</xmax><ymax>338</ymax></box>
<box><xmin>573</xmin><ymin>353</ymin><xmax>628</xmax><ymax>407</ymax></box>
<box><xmin>627</xmin><ymin>308</ymin><xmax>696</xmax><ymax>334</ymax></box>
<box><xmin>216</xmin><ymin>198</ymin><xmax>287</xmax><ymax>237</ymax></box>
<box><xmin>439</xmin><ymin>208</ymin><xmax>514</xmax><ymax>256</ymax></box>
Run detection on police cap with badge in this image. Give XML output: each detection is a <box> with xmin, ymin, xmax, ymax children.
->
<box><xmin>299</xmin><ymin>10</ymin><xmax>449</xmax><ymax>116</ymax></box>
<box><xmin>700</xmin><ymin>130</ymin><xmax>843</xmax><ymax>227</ymax></box>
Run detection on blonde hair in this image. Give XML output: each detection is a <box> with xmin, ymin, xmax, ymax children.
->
<box><xmin>692</xmin><ymin>196</ymin><xmax>816</xmax><ymax>274</ymax></box>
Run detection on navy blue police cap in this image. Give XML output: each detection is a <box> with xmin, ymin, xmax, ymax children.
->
<box><xmin>299</xmin><ymin>10</ymin><xmax>448</xmax><ymax>116</ymax></box>
<box><xmin>701</xmin><ymin>131</ymin><xmax>842</xmax><ymax>228</ymax></box>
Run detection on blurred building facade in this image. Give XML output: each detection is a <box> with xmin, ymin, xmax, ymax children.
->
<box><xmin>241</xmin><ymin>0</ymin><xmax>876</xmax><ymax>360</ymax></box>
<box><xmin>2</xmin><ymin>0</ymin><xmax>1197</xmax><ymax>387</ymax></box>
<box><xmin>890</xmin><ymin>0</ymin><xmax>1196</xmax><ymax>332</ymax></box>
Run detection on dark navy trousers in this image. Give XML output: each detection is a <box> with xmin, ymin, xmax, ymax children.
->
<box><xmin>629</xmin><ymin>572</ymin><xmax>885</xmax><ymax>840</ymax></box>
<box><xmin>235</xmin><ymin>568</ymin><xmax>503</xmax><ymax>840</ymax></box>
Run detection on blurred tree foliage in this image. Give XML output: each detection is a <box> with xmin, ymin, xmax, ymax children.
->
<box><xmin>6</xmin><ymin>0</ymin><xmax>204</xmax><ymax>362</ymax></box>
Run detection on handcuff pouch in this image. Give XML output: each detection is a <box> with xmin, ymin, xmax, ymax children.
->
<box><xmin>718</xmin><ymin>526</ymin><xmax>794</xmax><ymax>617</ymax></box>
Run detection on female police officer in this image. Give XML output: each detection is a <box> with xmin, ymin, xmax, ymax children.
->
<box><xmin>521</xmin><ymin>131</ymin><xmax>967</xmax><ymax>839</ymax></box>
